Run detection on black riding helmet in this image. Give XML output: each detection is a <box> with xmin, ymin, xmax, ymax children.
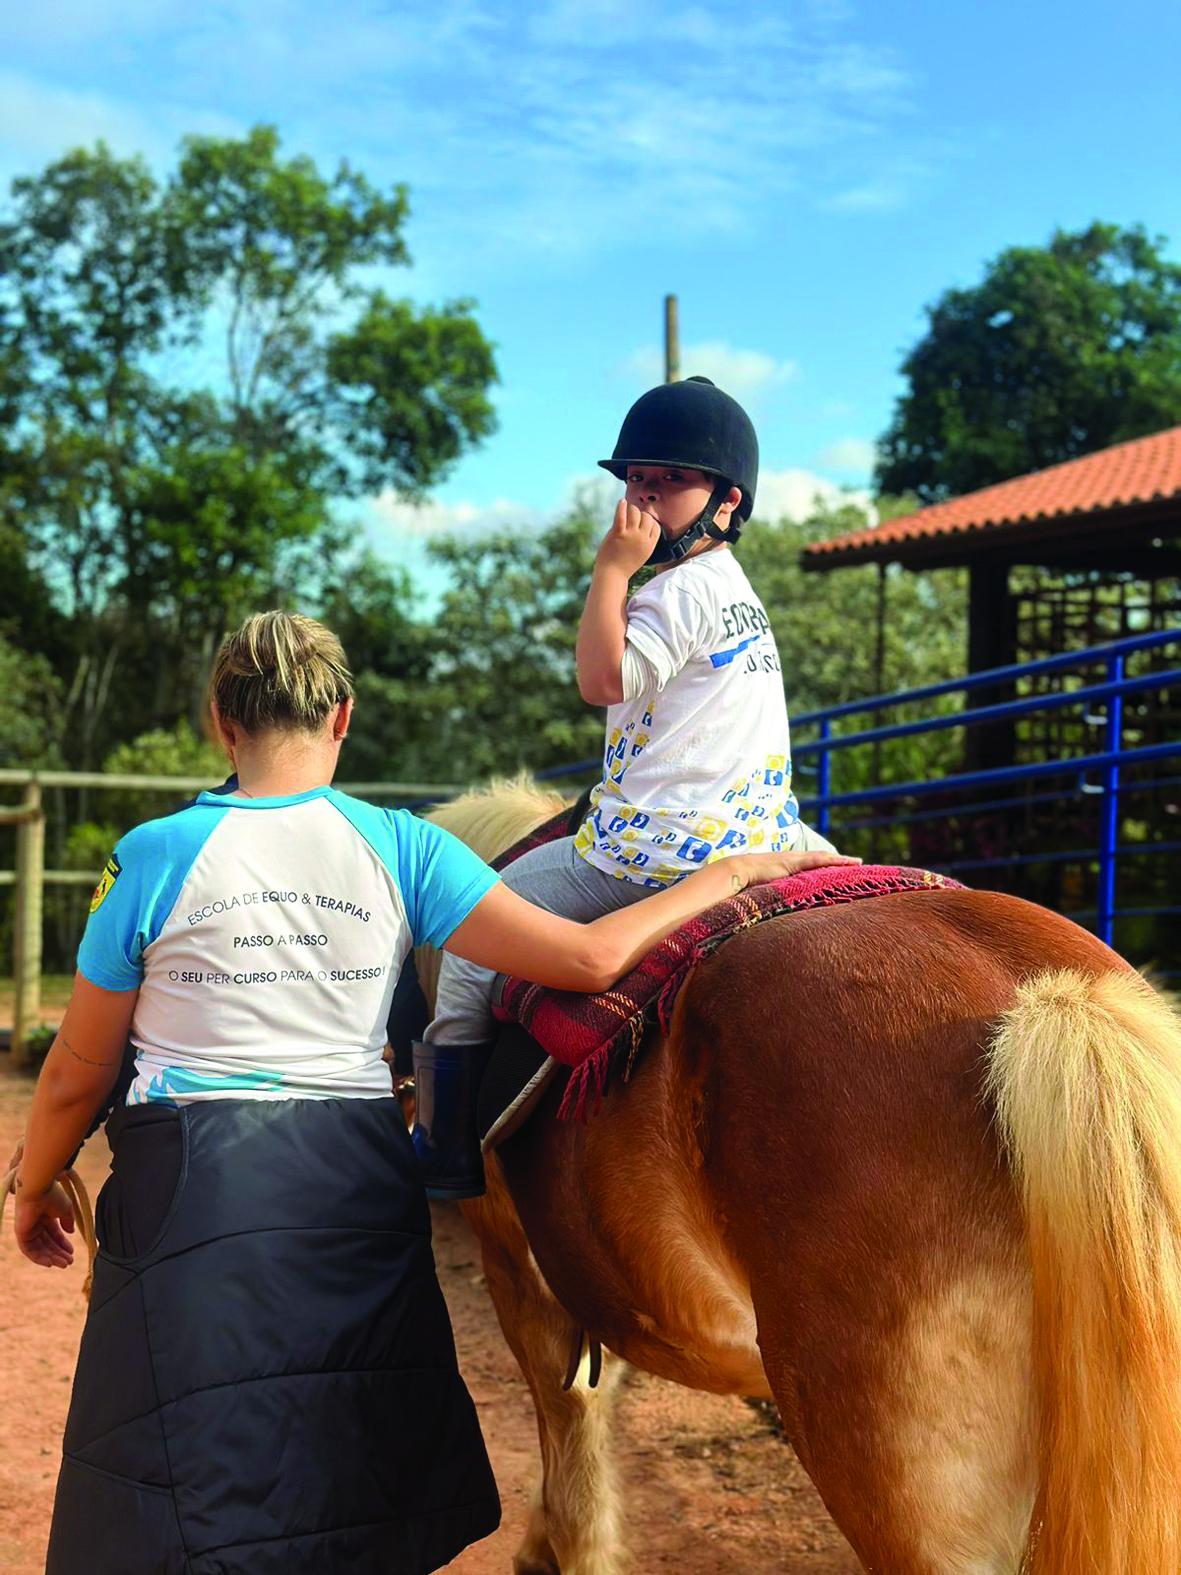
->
<box><xmin>598</xmin><ymin>375</ymin><xmax>759</xmax><ymax>563</ymax></box>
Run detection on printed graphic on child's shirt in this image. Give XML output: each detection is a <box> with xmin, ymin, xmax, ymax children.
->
<box><xmin>575</xmin><ymin>552</ymin><xmax>802</xmax><ymax>886</ymax></box>
<box><xmin>575</xmin><ymin>738</ymin><xmax>801</xmax><ymax>885</ymax></box>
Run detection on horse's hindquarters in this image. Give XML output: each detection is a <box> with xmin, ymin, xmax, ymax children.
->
<box><xmin>495</xmin><ymin>1048</ymin><xmax>772</xmax><ymax>1398</ymax></box>
<box><xmin>678</xmin><ymin>894</ymin><xmax>1077</xmax><ymax>1571</ymax></box>
<box><xmin>483</xmin><ymin>880</ymin><xmax>1173</xmax><ymax>1573</ymax></box>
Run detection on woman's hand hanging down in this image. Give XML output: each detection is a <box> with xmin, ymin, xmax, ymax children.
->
<box><xmin>3</xmin><ymin>1136</ymin><xmax>77</xmax><ymax>1269</ymax></box>
<box><xmin>9</xmin><ymin>975</ymin><xmax>136</xmax><ymax>1268</ymax></box>
<box><xmin>13</xmin><ymin>1178</ymin><xmax>78</xmax><ymax>1269</ymax></box>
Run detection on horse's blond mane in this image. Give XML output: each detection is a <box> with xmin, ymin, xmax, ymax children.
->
<box><xmin>426</xmin><ymin>773</ymin><xmax>569</xmax><ymax>863</ymax></box>
<box><xmin>414</xmin><ymin>774</ymin><xmax>572</xmax><ymax>1008</ymax></box>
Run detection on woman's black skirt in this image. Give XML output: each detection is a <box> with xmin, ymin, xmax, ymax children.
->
<box><xmin>46</xmin><ymin>1096</ymin><xmax>500</xmax><ymax>1573</ymax></box>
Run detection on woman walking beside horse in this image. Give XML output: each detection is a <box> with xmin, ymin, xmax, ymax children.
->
<box><xmin>10</xmin><ymin>610</ymin><xmax>850</xmax><ymax>1575</ymax></box>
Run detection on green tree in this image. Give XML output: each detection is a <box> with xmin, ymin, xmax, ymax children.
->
<box><xmin>0</xmin><ymin>521</ymin><xmax>63</xmax><ymax>658</ymax></box>
<box><xmin>100</xmin><ymin>720</ymin><xmax>227</xmax><ymax>825</ymax></box>
<box><xmin>876</xmin><ymin>223</ymin><xmax>1181</xmax><ymax>502</ymax></box>
<box><xmin>430</xmin><ymin>504</ymin><xmax>605</xmax><ymax>780</ymax></box>
<box><xmin>345</xmin><ymin>502</ymin><xmax>605</xmax><ymax>784</ymax></box>
<box><xmin>50</xmin><ymin>719</ymin><xmax>227</xmax><ymax>887</ymax></box>
<box><xmin>38</xmin><ymin>721</ymin><xmax>228</xmax><ymax>969</ymax></box>
<box><xmin>317</xmin><ymin>551</ymin><xmax>441</xmax><ymax>787</ymax></box>
<box><xmin>742</xmin><ymin>500</ymin><xmax>965</xmax><ymax>713</ymax></box>
<box><xmin>0</xmin><ymin>636</ymin><xmax>66</xmax><ymax>965</ymax></box>
<box><xmin>0</xmin><ymin>633</ymin><xmax>65</xmax><ymax>767</ymax></box>
<box><xmin>317</xmin><ymin>551</ymin><xmax>431</xmax><ymax>686</ymax></box>
<box><xmin>0</xmin><ymin>126</ymin><xmax>497</xmax><ymax>761</ymax></box>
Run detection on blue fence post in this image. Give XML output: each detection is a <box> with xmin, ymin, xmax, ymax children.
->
<box><xmin>815</xmin><ymin>718</ymin><xmax>831</xmax><ymax>838</ymax></box>
<box><xmin>1096</xmin><ymin>653</ymin><xmax>1125</xmax><ymax>946</ymax></box>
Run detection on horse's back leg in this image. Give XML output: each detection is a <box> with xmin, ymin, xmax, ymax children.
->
<box><xmin>754</xmin><ymin>1249</ymin><xmax>1035</xmax><ymax>1573</ymax></box>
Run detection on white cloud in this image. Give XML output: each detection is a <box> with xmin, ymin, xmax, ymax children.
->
<box><xmin>0</xmin><ymin>69</ymin><xmax>240</xmax><ymax>181</ymax></box>
<box><xmin>821</xmin><ymin>180</ymin><xmax>908</xmax><ymax>213</ymax></box>
<box><xmin>0</xmin><ymin>0</ymin><xmax>932</xmax><ymax>268</ymax></box>
<box><xmin>621</xmin><ymin>342</ymin><xmax>801</xmax><ymax>400</ymax></box>
<box><xmin>368</xmin><ymin>491</ymin><xmax>544</xmax><ymax>541</ymax></box>
<box><xmin>811</xmin><ymin>43</ymin><xmax>912</xmax><ymax>102</ymax></box>
<box><xmin>364</xmin><ymin>468</ymin><xmax>877</xmax><ymax>551</ymax></box>
<box><xmin>815</xmin><ymin>437</ymin><xmax>877</xmax><ymax>474</ymax></box>
<box><xmin>0</xmin><ymin>73</ymin><xmax>160</xmax><ymax>169</ymax></box>
<box><xmin>754</xmin><ymin>468</ymin><xmax>876</xmax><ymax>524</ymax></box>
<box><xmin>562</xmin><ymin>471</ymin><xmax>616</xmax><ymax>512</ymax></box>
<box><xmin>819</xmin><ymin>154</ymin><xmax>937</xmax><ymax>215</ymax></box>
<box><xmin>368</xmin><ymin>469</ymin><xmax>617</xmax><ymax>545</ymax></box>
<box><xmin>0</xmin><ymin>0</ymin><xmax>183</xmax><ymax>49</ymax></box>
<box><xmin>361</xmin><ymin>468</ymin><xmax>876</xmax><ymax>574</ymax></box>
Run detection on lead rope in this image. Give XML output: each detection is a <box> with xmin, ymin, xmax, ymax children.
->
<box><xmin>1</xmin><ymin>1164</ymin><xmax>98</xmax><ymax>1301</ymax></box>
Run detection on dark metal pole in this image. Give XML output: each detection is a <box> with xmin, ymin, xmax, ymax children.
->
<box><xmin>870</xmin><ymin>563</ymin><xmax>887</xmax><ymax>860</ymax></box>
<box><xmin>815</xmin><ymin>718</ymin><xmax>832</xmax><ymax>839</ymax></box>
<box><xmin>1096</xmin><ymin>652</ymin><xmax>1125</xmax><ymax>945</ymax></box>
<box><xmin>664</xmin><ymin>295</ymin><xmax>680</xmax><ymax>383</ymax></box>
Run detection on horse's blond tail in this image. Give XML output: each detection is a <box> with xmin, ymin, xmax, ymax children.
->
<box><xmin>987</xmin><ymin>968</ymin><xmax>1181</xmax><ymax>1574</ymax></box>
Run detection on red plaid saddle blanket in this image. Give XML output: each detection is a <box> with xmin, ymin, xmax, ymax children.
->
<box><xmin>490</xmin><ymin>810</ymin><xmax>962</xmax><ymax>1120</ymax></box>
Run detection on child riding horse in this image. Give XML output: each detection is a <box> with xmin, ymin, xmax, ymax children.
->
<box><xmin>415</xmin><ymin>376</ymin><xmax>841</xmax><ymax>1196</ymax></box>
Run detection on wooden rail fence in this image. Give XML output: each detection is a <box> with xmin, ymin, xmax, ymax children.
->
<box><xmin>0</xmin><ymin>770</ymin><xmax>463</xmax><ymax>1068</ymax></box>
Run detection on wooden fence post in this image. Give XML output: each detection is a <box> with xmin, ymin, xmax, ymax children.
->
<box><xmin>11</xmin><ymin>781</ymin><xmax>45</xmax><ymax>1069</ymax></box>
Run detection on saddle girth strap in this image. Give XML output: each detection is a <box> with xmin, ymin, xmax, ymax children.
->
<box><xmin>562</xmin><ymin>1326</ymin><xmax>603</xmax><ymax>1391</ymax></box>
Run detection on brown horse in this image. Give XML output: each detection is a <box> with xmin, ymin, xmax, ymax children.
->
<box><xmin>420</xmin><ymin>779</ymin><xmax>1181</xmax><ymax>1575</ymax></box>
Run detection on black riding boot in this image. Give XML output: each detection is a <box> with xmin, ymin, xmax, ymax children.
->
<box><xmin>410</xmin><ymin>1040</ymin><xmax>495</xmax><ymax>1201</ymax></box>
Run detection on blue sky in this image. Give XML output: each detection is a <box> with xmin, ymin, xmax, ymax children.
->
<box><xmin>3</xmin><ymin>0</ymin><xmax>1180</xmax><ymax>588</ymax></box>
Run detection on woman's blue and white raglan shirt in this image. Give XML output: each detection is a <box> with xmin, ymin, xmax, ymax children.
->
<box><xmin>77</xmin><ymin>787</ymin><xmax>498</xmax><ymax>1105</ymax></box>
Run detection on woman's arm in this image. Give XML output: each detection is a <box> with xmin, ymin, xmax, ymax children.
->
<box><xmin>13</xmin><ymin>974</ymin><xmax>137</xmax><ymax>1268</ymax></box>
<box><xmin>445</xmin><ymin>848</ymin><xmax>860</xmax><ymax>993</ymax></box>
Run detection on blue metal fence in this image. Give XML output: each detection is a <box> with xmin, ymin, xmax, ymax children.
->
<box><xmin>537</xmin><ymin>628</ymin><xmax>1181</xmax><ymax>961</ymax></box>
<box><xmin>791</xmin><ymin>628</ymin><xmax>1181</xmax><ymax>953</ymax></box>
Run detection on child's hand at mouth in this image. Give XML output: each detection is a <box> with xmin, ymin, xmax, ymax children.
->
<box><xmin>596</xmin><ymin>499</ymin><xmax>662</xmax><ymax>577</ymax></box>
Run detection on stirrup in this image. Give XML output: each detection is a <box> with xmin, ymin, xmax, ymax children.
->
<box><xmin>410</xmin><ymin>1040</ymin><xmax>495</xmax><ymax>1201</ymax></box>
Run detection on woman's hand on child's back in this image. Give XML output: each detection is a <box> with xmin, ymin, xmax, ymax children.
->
<box><xmin>726</xmin><ymin>849</ymin><xmax>862</xmax><ymax>893</ymax></box>
<box><xmin>597</xmin><ymin>500</ymin><xmax>661</xmax><ymax>578</ymax></box>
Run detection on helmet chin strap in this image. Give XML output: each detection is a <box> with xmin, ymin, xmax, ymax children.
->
<box><xmin>644</xmin><ymin>479</ymin><xmax>738</xmax><ymax>566</ymax></box>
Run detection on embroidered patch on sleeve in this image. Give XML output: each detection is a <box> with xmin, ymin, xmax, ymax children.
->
<box><xmin>90</xmin><ymin>854</ymin><xmax>122</xmax><ymax>914</ymax></box>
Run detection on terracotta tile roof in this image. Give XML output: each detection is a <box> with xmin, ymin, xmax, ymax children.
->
<box><xmin>804</xmin><ymin>425</ymin><xmax>1181</xmax><ymax>567</ymax></box>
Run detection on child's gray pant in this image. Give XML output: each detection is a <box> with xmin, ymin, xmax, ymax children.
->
<box><xmin>425</xmin><ymin>823</ymin><xmax>836</xmax><ymax>1046</ymax></box>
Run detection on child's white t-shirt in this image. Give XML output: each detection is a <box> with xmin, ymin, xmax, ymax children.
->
<box><xmin>574</xmin><ymin>548</ymin><xmax>803</xmax><ymax>886</ymax></box>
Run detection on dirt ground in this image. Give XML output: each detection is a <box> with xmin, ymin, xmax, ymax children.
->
<box><xmin>0</xmin><ymin>1056</ymin><xmax>859</xmax><ymax>1573</ymax></box>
